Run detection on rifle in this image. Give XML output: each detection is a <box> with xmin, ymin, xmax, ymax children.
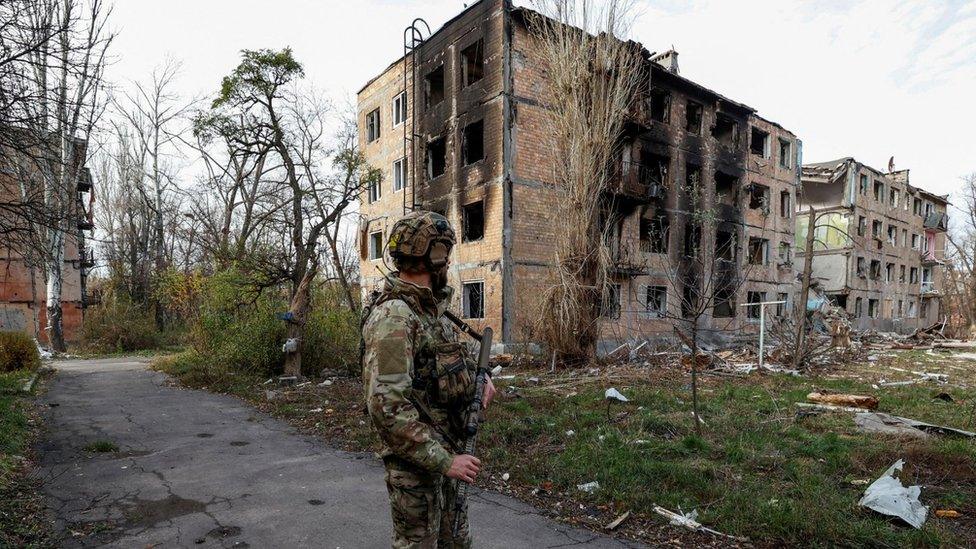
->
<box><xmin>443</xmin><ymin>310</ymin><xmax>492</xmax><ymax>539</ymax></box>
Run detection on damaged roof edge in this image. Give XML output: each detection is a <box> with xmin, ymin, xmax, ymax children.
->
<box><xmin>802</xmin><ymin>157</ymin><xmax>949</xmax><ymax>203</ymax></box>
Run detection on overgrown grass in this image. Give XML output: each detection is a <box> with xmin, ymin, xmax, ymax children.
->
<box><xmin>0</xmin><ymin>369</ymin><xmax>55</xmax><ymax>547</ymax></box>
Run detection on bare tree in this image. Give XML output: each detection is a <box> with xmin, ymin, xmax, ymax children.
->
<box><xmin>528</xmin><ymin>0</ymin><xmax>647</xmax><ymax>364</ymax></box>
<box><xmin>946</xmin><ymin>172</ymin><xmax>976</xmax><ymax>333</ymax></box>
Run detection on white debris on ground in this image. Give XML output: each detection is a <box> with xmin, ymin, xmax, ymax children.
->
<box><xmin>576</xmin><ymin>481</ymin><xmax>600</xmax><ymax>493</ymax></box>
<box><xmin>604</xmin><ymin>387</ymin><xmax>629</xmax><ymax>402</ymax></box>
<box><xmin>858</xmin><ymin>460</ymin><xmax>928</xmax><ymax>529</ymax></box>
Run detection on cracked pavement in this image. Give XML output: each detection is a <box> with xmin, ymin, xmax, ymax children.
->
<box><xmin>37</xmin><ymin>357</ymin><xmax>639</xmax><ymax>548</ymax></box>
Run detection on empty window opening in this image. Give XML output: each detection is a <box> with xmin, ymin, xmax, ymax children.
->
<box><xmin>748</xmin><ymin>183</ymin><xmax>770</xmax><ymax>210</ymax></box>
<box><xmin>856</xmin><ymin>256</ymin><xmax>866</xmax><ymax>277</ymax></box>
<box><xmin>870</xmin><ymin>260</ymin><xmax>881</xmax><ymax>280</ymax></box>
<box><xmin>746</xmin><ymin>291</ymin><xmax>765</xmax><ymax>319</ymax></box>
<box><xmin>424</xmin><ymin>65</ymin><xmax>445</xmax><ymax>108</ymax></box>
<box><xmin>750</xmin><ymin>127</ymin><xmax>769</xmax><ymax>157</ymax></box>
<box><xmin>639</xmin><ymin>215</ymin><xmax>669</xmax><ymax>254</ymax></box>
<box><xmin>885</xmin><ymin>262</ymin><xmax>894</xmax><ymax>282</ymax></box>
<box><xmin>908</xmin><ymin>301</ymin><xmax>916</xmax><ymax>317</ymax></box>
<box><xmin>369</xmin><ymin>231</ymin><xmax>383</xmax><ymax>260</ymax></box>
<box><xmin>910</xmin><ymin>267</ymin><xmax>919</xmax><ymax>284</ymax></box>
<box><xmin>367</xmin><ymin>177</ymin><xmax>381</xmax><ymax>203</ymax></box>
<box><xmin>460</xmin><ymin>39</ymin><xmax>484</xmax><ymax>87</ymax></box>
<box><xmin>776</xmin><ymin>293</ymin><xmax>789</xmax><ymax>317</ymax></box>
<box><xmin>868</xmin><ymin>299</ymin><xmax>879</xmax><ymax>318</ymax></box>
<box><xmin>834</xmin><ymin>295</ymin><xmax>848</xmax><ymax>309</ymax></box>
<box><xmin>859</xmin><ymin>174</ymin><xmax>869</xmax><ymax>195</ymax></box>
<box><xmin>901</xmin><ymin>228</ymin><xmax>907</xmax><ymax>247</ymax></box>
<box><xmin>392</xmin><ymin>157</ymin><xmax>407</xmax><ymax>192</ymax></box>
<box><xmin>748</xmin><ymin>237</ymin><xmax>768</xmax><ymax>265</ymax></box>
<box><xmin>393</xmin><ymin>91</ymin><xmax>407</xmax><ymax>126</ymax></box>
<box><xmin>644</xmin><ymin>286</ymin><xmax>667</xmax><ymax>317</ymax></box>
<box><xmin>685</xmin><ymin>101</ymin><xmax>703</xmax><ymax>134</ymax></box>
<box><xmin>857</xmin><ymin>216</ymin><xmax>867</xmax><ymax>237</ymax></box>
<box><xmin>780</xmin><ymin>191</ymin><xmax>791</xmax><ymax>218</ymax></box>
<box><xmin>913</xmin><ymin>198</ymin><xmax>922</xmax><ymax>215</ymax></box>
<box><xmin>778</xmin><ymin>241</ymin><xmax>791</xmax><ymax>264</ymax></box>
<box><xmin>899</xmin><ymin>265</ymin><xmax>906</xmax><ymax>283</ymax></box>
<box><xmin>713</xmin><ymin>284</ymin><xmax>735</xmax><ymax>318</ymax></box>
<box><xmin>426</xmin><ymin>136</ymin><xmax>447</xmax><ymax>180</ymax></box>
<box><xmin>714</xmin><ymin>172</ymin><xmax>738</xmax><ymax>207</ymax></box>
<box><xmin>872</xmin><ymin>220</ymin><xmax>882</xmax><ymax>239</ymax></box>
<box><xmin>462</xmin><ymin>200</ymin><xmax>484</xmax><ymax>242</ymax></box>
<box><xmin>462</xmin><ymin>120</ymin><xmax>484</xmax><ymax>165</ymax></box>
<box><xmin>911</xmin><ymin>233</ymin><xmax>920</xmax><ymax>249</ymax></box>
<box><xmin>778</xmin><ymin>139</ymin><xmax>792</xmax><ymax>168</ymax></box>
<box><xmin>366</xmin><ymin>108</ymin><xmax>381</xmax><ymax>142</ymax></box>
<box><xmin>601</xmin><ymin>283</ymin><xmax>621</xmax><ymax>319</ymax></box>
<box><xmin>641</xmin><ymin>151</ymin><xmax>670</xmax><ymax>189</ymax></box>
<box><xmin>715</xmin><ymin>230</ymin><xmax>737</xmax><ymax>262</ymax></box>
<box><xmin>873</xmin><ymin>180</ymin><xmax>884</xmax><ymax>201</ymax></box>
<box><xmin>462</xmin><ymin>281</ymin><xmax>485</xmax><ymax>319</ymax></box>
<box><xmin>887</xmin><ymin>225</ymin><xmax>896</xmax><ymax>245</ymax></box>
<box><xmin>890</xmin><ymin>187</ymin><xmax>899</xmax><ymax>207</ymax></box>
<box><xmin>712</xmin><ymin>113</ymin><xmax>739</xmax><ymax>149</ymax></box>
<box><xmin>855</xmin><ymin>297</ymin><xmax>863</xmax><ymax>317</ymax></box>
<box><xmin>649</xmin><ymin>87</ymin><xmax>671</xmax><ymax>123</ymax></box>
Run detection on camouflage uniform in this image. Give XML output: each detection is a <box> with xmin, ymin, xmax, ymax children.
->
<box><xmin>363</xmin><ymin>273</ymin><xmax>477</xmax><ymax>548</ymax></box>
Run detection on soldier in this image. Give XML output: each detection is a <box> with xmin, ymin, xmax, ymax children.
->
<box><xmin>362</xmin><ymin>210</ymin><xmax>496</xmax><ymax>548</ymax></box>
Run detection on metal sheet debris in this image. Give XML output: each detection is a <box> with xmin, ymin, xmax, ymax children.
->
<box><xmin>858</xmin><ymin>460</ymin><xmax>928</xmax><ymax>529</ymax></box>
<box><xmin>855</xmin><ymin>412</ymin><xmax>976</xmax><ymax>439</ymax></box>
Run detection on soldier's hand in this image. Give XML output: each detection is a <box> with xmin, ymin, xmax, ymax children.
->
<box><xmin>482</xmin><ymin>377</ymin><xmax>496</xmax><ymax>409</ymax></box>
<box><xmin>446</xmin><ymin>454</ymin><xmax>481</xmax><ymax>484</ymax></box>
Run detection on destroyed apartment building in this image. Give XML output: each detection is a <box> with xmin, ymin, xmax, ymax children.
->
<box><xmin>357</xmin><ymin>0</ymin><xmax>800</xmax><ymax>351</ymax></box>
<box><xmin>0</xmin><ymin>135</ymin><xmax>95</xmax><ymax>343</ymax></box>
<box><xmin>798</xmin><ymin>158</ymin><xmax>948</xmax><ymax>334</ymax></box>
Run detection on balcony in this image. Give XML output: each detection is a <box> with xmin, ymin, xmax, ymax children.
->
<box><xmin>921</xmin><ymin>281</ymin><xmax>937</xmax><ymax>294</ymax></box>
<box><xmin>920</xmin><ymin>250</ymin><xmax>942</xmax><ymax>266</ymax></box>
<box><xmin>607</xmin><ymin>239</ymin><xmax>647</xmax><ymax>277</ymax></box>
<box><xmin>607</xmin><ymin>161</ymin><xmax>666</xmax><ymax>204</ymax></box>
<box><xmin>923</xmin><ymin>211</ymin><xmax>948</xmax><ymax>233</ymax></box>
<box><xmin>76</xmin><ymin>167</ymin><xmax>92</xmax><ymax>192</ymax></box>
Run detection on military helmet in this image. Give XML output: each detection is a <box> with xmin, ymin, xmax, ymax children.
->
<box><xmin>387</xmin><ymin>210</ymin><xmax>456</xmax><ymax>269</ymax></box>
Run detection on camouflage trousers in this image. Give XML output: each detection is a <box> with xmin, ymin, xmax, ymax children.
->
<box><xmin>384</xmin><ymin>465</ymin><xmax>471</xmax><ymax>548</ymax></box>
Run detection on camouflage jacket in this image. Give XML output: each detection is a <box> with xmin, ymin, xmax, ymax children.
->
<box><xmin>362</xmin><ymin>274</ymin><xmax>477</xmax><ymax>474</ymax></box>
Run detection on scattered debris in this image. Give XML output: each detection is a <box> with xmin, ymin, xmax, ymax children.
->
<box><xmin>933</xmin><ymin>392</ymin><xmax>953</xmax><ymax>402</ymax></box>
<box><xmin>605</xmin><ymin>510</ymin><xmax>631</xmax><ymax>530</ymax></box>
<box><xmin>854</xmin><ymin>412</ymin><xmax>976</xmax><ymax>439</ymax></box>
<box><xmin>501</xmin><ymin>473</ymin><xmax>510</xmax><ymax>482</ymax></box>
<box><xmin>653</xmin><ymin>505</ymin><xmax>749</xmax><ymax>542</ymax></box>
<box><xmin>795</xmin><ymin>402</ymin><xmax>869</xmax><ymax>414</ymax></box>
<box><xmin>308</xmin><ymin>408</ymin><xmax>323</xmax><ymax>413</ymax></box>
<box><xmin>577</xmin><ymin>481</ymin><xmax>600</xmax><ymax>493</ymax></box>
<box><xmin>807</xmin><ymin>392</ymin><xmax>878</xmax><ymax>410</ymax></box>
<box><xmin>490</xmin><ymin>365</ymin><xmax>503</xmax><ymax>376</ymax></box>
<box><xmin>858</xmin><ymin>460</ymin><xmax>928</xmax><ymax>529</ymax></box>
<box><xmin>565</xmin><ymin>430</ymin><xmax>576</xmax><ymax>437</ymax></box>
<box><xmin>318</xmin><ymin>379</ymin><xmax>333</xmax><ymax>387</ymax></box>
<box><xmin>935</xmin><ymin>509</ymin><xmax>961</xmax><ymax>519</ymax></box>
<box><xmin>604</xmin><ymin>388</ymin><xmax>629</xmax><ymax>402</ymax></box>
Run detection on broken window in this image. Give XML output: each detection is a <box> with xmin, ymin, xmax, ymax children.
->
<box><xmin>714</xmin><ymin>172</ymin><xmax>738</xmax><ymax>207</ymax></box>
<box><xmin>462</xmin><ymin>120</ymin><xmax>484</xmax><ymax>165</ymax></box>
<box><xmin>748</xmin><ymin>183</ymin><xmax>770</xmax><ymax>211</ymax></box>
<box><xmin>367</xmin><ymin>176</ymin><xmax>381</xmax><ymax>203</ymax></box>
<box><xmin>778</xmin><ymin>241</ymin><xmax>791</xmax><ymax>264</ymax></box>
<box><xmin>641</xmin><ymin>152</ymin><xmax>670</xmax><ymax>188</ymax></box>
<box><xmin>911</xmin><ymin>233</ymin><xmax>920</xmax><ymax>249</ymax></box>
<box><xmin>462</xmin><ymin>200</ymin><xmax>484</xmax><ymax>242</ymax></box>
<box><xmin>601</xmin><ymin>283</ymin><xmax>621</xmax><ymax>319</ymax></box>
<box><xmin>910</xmin><ymin>267</ymin><xmax>919</xmax><ymax>284</ymax></box>
<box><xmin>639</xmin><ymin>215</ymin><xmax>669</xmax><ymax>254</ymax></box>
<box><xmin>890</xmin><ymin>187</ymin><xmax>899</xmax><ymax>207</ymax></box>
<box><xmin>872</xmin><ymin>220</ymin><xmax>882</xmax><ymax>239</ymax></box>
<box><xmin>859</xmin><ymin>174</ymin><xmax>869</xmax><ymax>195</ymax></box>
<box><xmin>868</xmin><ymin>299</ymin><xmax>879</xmax><ymax>318</ymax></box>
<box><xmin>899</xmin><ymin>265</ymin><xmax>906</xmax><ymax>283</ymax></box>
<box><xmin>392</xmin><ymin>157</ymin><xmax>407</xmax><ymax>192</ymax></box>
<box><xmin>857</xmin><ymin>216</ymin><xmax>866</xmax><ymax>237</ymax></box>
<box><xmin>885</xmin><ymin>262</ymin><xmax>894</xmax><ymax>282</ymax></box>
<box><xmin>750</xmin><ymin>127</ymin><xmax>769</xmax><ymax>157</ymax></box>
<box><xmin>921</xmin><ymin>299</ymin><xmax>929</xmax><ymax>318</ymax></box>
<box><xmin>873</xmin><ymin>180</ymin><xmax>884</xmax><ymax>201</ymax></box>
<box><xmin>908</xmin><ymin>300</ymin><xmax>916</xmax><ymax>317</ymax></box>
<box><xmin>856</xmin><ymin>256</ymin><xmax>866</xmax><ymax>277</ymax></box>
<box><xmin>778</xmin><ymin>139</ymin><xmax>792</xmax><ymax>168</ymax></box>
<box><xmin>913</xmin><ymin>198</ymin><xmax>922</xmax><ymax>215</ymax></box>
<box><xmin>425</xmin><ymin>136</ymin><xmax>447</xmax><ymax>180</ymax></box>
<box><xmin>897</xmin><ymin>300</ymin><xmax>903</xmax><ymax>317</ymax></box>
<box><xmin>393</xmin><ymin>91</ymin><xmax>407</xmax><ymax>126</ymax></box>
<box><xmin>366</xmin><ymin>108</ymin><xmax>381</xmax><ymax>142</ymax></box>
<box><xmin>887</xmin><ymin>225</ymin><xmax>896</xmax><ymax>246</ymax></box>
<box><xmin>746</xmin><ymin>291</ymin><xmax>765</xmax><ymax>319</ymax></box>
<box><xmin>460</xmin><ymin>39</ymin><xmax>484</xmax><ymax>87</ymax></box>
<box><xmin>684</xmin><ymin>223</ymin><xmax>701</xmax><ymax>258</ymax></box>
<box><xmin>712</xmin><ymin>113</ymin><xmax>739</xmax><ymax>149</ymax></box>
<box><xmin>922</xmin><ymin>267</ymin><xmax>933</xmax><ymax>290</ymax></box>
<box><xmin>904</xmin><ymin>191</ymin><xmax>911</xmax><ymax>211</ymax></box>
<box><xmin>685</xmin><ymin>101</ymin><xmax>703</xmax><ymax>134</ymax></box>
<box><xmin>715</xmin><ymin>230</ymin><xmax>736</xmax><ymax>262</ymax></box>
<box><xmin>854</xmin><ymin>297</ymin><xmax>863</xmax><ymax>317</ymax></box>
<box><xmin>747</xmin><ymin>237</ymin><xmax>768</xmax><ymax>265</ymax></box>
<box><xmin>644</xmin><ymin>286</ymin><xmax>667</xmax><ymax>317</ymax></box>
<box><xmin>776</xmin><ymin>293</ymin><xmax>788</xmax><ymax>317</ymax></box>
<box><xmin>424</xmin><ymin>65</ymin><xmax>445</xmax><ymax>108</ymax></box>
<box><xmin>870</xmin><ymin>260</ymin><xmax>881</xmax><ymax>280</ymax></box>
<box><xmin>649</xmin><ymin>87</ymin><xmax>671</xmax><ymax>123</ymax></box>
<box><xmin>369</xmin><ymin>231</ymin><xmax>384</xmax><ymax>260</ymax></box>
<box><xmin>780</xmin><ymin>191</ymin><xmax>791</xmax><ymax>218</ymax></box>
<box><xmin>462</xmin><ymin>281</ymin><xmax>485</xmax><ymax>319</ymax></box>
<box><xmin>900</xmin><ymin>228</ymin><xmax>907</xmax><ymax>247</ymax></box>
<box><xmin>712</xmin><ymin>284</ymin><xmax>735</xmax><ymax>318</ymax></box>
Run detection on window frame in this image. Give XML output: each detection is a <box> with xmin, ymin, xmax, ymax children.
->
<box><xmin>462</xmin><ymin>280</ymin><xmax>485</xmax><ymax>319</ymax></box>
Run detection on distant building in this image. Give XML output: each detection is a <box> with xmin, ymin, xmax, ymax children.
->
<box><xmin>0</xmin><ymin>136</ymin><xmax>94</xmax><ymax>344</ymax></box>
<box><xmin>356</xmin><ymin>0</ymin><xmax>801</xmax><ymax>350</ymax></box>
<box><xmin>798</xmin><ymin>157</ymin><xmax>947</xmax><ymax>333</ymax></box>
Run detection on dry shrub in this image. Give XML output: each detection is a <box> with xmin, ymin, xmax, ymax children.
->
<box><xmin>528</xmin><ymin>0</ymin><xmax>647</xmax><ymax>363</ymax></box>
<box><xmin>0</xmin><ymin>331</ymin><xmax>40</xmax><ymax>372</ymax></box>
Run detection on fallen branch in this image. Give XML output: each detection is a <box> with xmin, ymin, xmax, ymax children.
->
<box><xmin>653</xmin><ymin>505</ymin><xmax>749</xmax><ymax>543</ymax></box>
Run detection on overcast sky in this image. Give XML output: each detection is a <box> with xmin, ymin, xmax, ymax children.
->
<box><xmin>107</xmin><ymin>0</ymin><xmax>976</xmax><ymax>200</ymax></box>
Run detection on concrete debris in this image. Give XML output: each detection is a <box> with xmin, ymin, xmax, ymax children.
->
<box><xmin>501</xmin><ymin>472</ymin><xmax>510</xmax><ymax>481</ymax></box>
<box><xmin>604</xmin><ymin>388</ymin><xmax>629</xmax><ymax>402</ymax></box>
<box><xmin>318</xmin><ymin>379</ymin><xmax>333</xmax><ymax>387</ymax></box>
<box><xmin>652</xmin><ymin>505</ymin><xmax>749</xmax><ymax>542</ymax></box>
<box><xmin>854</xmin><ymin>412</ymin><xmax>975</xmax><ymax>439</ymax></box>
<box><xmin>807</xmin><ymin>392</ymin><xmax>878</xmax><ymax>410</ymax></box>
<box><xmin>490</xmin><ymin>365</ymin><xmax>503</xmax><ymax>376</ymax></box>
<box><xmin>858</xmin><ymin>459</ymin><xmax>928</xmax><ymax>529</ymax></box>
<box><xmin>577</xmin><ymin>481</ymin><xmax>600</xmax><ymax>493</ymax></box>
